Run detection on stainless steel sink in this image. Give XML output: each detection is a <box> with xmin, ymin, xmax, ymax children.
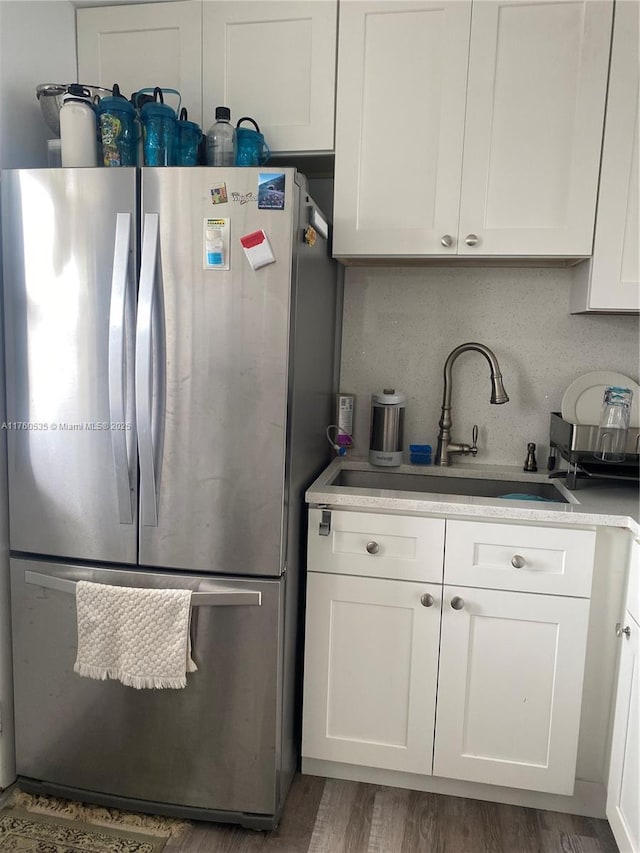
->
<box><xmin>329</xmin><ymin>469</ymin><xmax>570</xmax><ymax>503</ymax></box>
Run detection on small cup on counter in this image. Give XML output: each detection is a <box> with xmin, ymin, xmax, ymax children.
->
<box><xmin>595</xmin><ymin>386</ymin><xmax>633</xmax><ymax>463</ymax></box>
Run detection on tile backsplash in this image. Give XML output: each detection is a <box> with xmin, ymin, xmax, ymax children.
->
<box><xmin>339</xmin><ymin>266</ymin><xmax>640</xmax><ymax>468</ymax></box>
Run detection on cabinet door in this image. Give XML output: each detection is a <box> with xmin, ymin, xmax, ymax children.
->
<box><xmin>434</xmin><ymin>585</ymin><xmax>590</xmax><ymax>794</ymax></box>
<box><xmin>302</xmin><ymin>573</ymin><xmax>441</xmax><ymax>774</ymax></box>
<box><xmin>76</xmin><ymin>1</ymin><xmax>203</xmax><ymax>127</ymax></box>
<box><xmin>458</xmin><ymin>0</ymin><xmax>612</xmax><ymax>256</ymax></box>
<box><xmin>571</xmin><ymin>0</ymin><xmax>640</xmax><ymax>313</ymax></box>
<box><xmin>606</xmin><ymin>612</ymin><xmax>640</xmax><ymax>853</ymax></box>
<box><xmin>332</xmin><ymin>0</ymin><xmax>471</xmax><ymax>258</ymax></box>
<box><xmin>202</xmin><ymin>1</ymin><xmax>337</xmax><ymax>152</ymax></box>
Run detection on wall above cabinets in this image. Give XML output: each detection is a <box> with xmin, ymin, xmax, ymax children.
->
<box><xmin>332</xmin><ymin>0</ymin><xmax>613</xmax><ymax>262</ymax></box>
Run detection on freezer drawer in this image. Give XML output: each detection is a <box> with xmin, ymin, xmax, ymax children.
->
<box><xmin>11</xmin><ymin>558</ymin><xmax>284</xmax><ymax>819</ymax></box>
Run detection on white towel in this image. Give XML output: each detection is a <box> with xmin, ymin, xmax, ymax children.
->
<box><xmin>74</xmin><ymin>581</ymin><xmax>198</xmax><ymax>690</ymax></box>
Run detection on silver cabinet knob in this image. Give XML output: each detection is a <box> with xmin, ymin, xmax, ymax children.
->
<box><xmin>365</xmin><ymin>541</ymin><xmax>379</xmax><ymax>555</ymax></box>
<box><xmin>511</xmin><ymin>554</ymin><xmax>526</xmax><ymax>568</ymax></box>
<box><xmin>450</xmin><ymin>596</ymin><xmax>465</xmax><ymax>610</ymax></box>
<box><xmin>616</xmin><ymin>623</ymin><xmax>632</xmax><ymax>638</ymax></box>
<box><xmin>440</xmin><ymin>234</ymin><xmax>453</xmax><ymax>248</ymax></box>
<box><xmin>421</xmin><ymin>593</ymin><xmax>434</xmax><ymax>607</ymax></box>
<box><xmin>465</xmin><ymin>233</ymin><xmax>479</xmax><ymax>247</ymax></box>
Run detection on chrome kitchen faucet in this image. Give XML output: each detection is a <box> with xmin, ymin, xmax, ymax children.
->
<box><xmin>435</xmin><ymin>342</ymin><xmax>509</xmax><ymax>466</ymax></box>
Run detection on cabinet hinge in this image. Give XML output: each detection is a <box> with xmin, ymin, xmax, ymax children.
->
<box><xmin>319</xmin><ymin>510</ymin><xmax>331</xmax><ymax>536</ymax></box>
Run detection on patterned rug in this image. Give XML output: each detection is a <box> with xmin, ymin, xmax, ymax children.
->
<box><xmin>8</xmin><ymin>791</ymin><xmax>189</xmax><ymax>839</ymax></box>
<box><xmin>0</xmin><ymin>807</ymin><xmax>168</xmax><ymax>851</ymax></box>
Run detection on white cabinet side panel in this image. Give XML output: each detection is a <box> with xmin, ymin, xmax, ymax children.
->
<box><xmin>587</xmin><ymin>0</ymin><xmax>640</xmax><ymax>311</ymax></box>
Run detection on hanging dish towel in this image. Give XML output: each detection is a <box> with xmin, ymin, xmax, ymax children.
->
<box><xmin>74</xmin><ymin>581</ymin><xmax>198</xmax><ymax>689</ymax></box>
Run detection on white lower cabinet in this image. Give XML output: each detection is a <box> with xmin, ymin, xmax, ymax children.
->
<box><xmin>434</xmin><ymin>585</ymin><xmax>590</xmax><ymax>794</ymax></box>
<box><xmin>303</xmin><ymin>508</ymin><xmax>596</xmax><ymax>798</ymax></box>
<box><xmin>302</xmin><ymin>573</ymin><xmax>440</xmax><ymax>774</ymax></box>
<box><xmin>606</xmin><ymin>539</ymin><xmax>640</xmax><ymax>853</ymax></box>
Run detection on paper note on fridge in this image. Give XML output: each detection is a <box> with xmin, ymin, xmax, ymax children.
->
<box><xmin>240</xmin><ymin>229</ymin><xmax>276</xmax><ymax>270</ymax></box>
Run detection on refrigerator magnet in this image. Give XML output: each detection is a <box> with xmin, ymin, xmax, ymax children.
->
<box><xmin>204</xmin><ymin>218</ymin><xmax>230</xmax><ymax>270</ymax></box>
<box><xmin>257</xmin><ymin>173</ymin><xmax>285</xmax><ymax>210</ymax></box>
<box><xmin>240</xmin><ymin>229</ymin><xmax>276</xmax><ymax>270</ymax></box>
<box><xmin>210</xmin><ymin>182</ymin><xmax>228</xmax><ymax>205</ymax></box>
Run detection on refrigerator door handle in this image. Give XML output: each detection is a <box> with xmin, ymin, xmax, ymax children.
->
<box><xmin>108</xmin><ymin>212</ymin><xmax>135</xmax><ymax>525</ymax></box>
<box><xmin>136</xmin><ymin>213</ymin><xmax>160</xmax><ymax>527</ymax></box>
<box><xmin>24</xmin><ymin>571</ymin><xmax>262</xmax><ymax>606</ymax></box>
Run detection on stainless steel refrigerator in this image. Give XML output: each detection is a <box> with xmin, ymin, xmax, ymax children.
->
<box><xmin>1</xmin><ymin>166</ymin><xmax>340</xmax><ymax>828</ymax></box>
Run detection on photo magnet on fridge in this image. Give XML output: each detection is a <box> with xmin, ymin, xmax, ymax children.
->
<box><xmin>258</xmin><ymin>173</ymin><xmax>285</xmax><ymax>210</ymax></box>
<box><xmin>210</xmin><ymin>182</ymin><xmax>228</xmax><ymax>205</ymax></box>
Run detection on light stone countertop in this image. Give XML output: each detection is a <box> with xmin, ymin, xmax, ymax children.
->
<box><xmin>306</xmin><ymin>457</ymin><xmax>640</xmax><ymax>536</ymax></box>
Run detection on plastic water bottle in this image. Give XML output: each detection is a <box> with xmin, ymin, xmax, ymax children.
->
<box><xmin>206</xmin><ymin>106</ymin><xmax>236</xmax><ymax>166</ymax></box>
<box><xmin>60</xmin><ymin>84</ymin><xmax>98</xmax><ymax>167</ymax></box>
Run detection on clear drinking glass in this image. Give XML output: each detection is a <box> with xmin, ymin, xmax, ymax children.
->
<box><xmin>595</xmin><ymin>386</ymin><xmax>633</xmax><ymax>462</ymax></box>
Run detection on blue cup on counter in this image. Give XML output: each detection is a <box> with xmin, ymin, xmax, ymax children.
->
<box><xmin>138</xmin><ymin>87</ymin><xmax>178</xmax><ymax>166</ymax></box>
<box><xmin>235</xmin><ymin>117</ymin><xmax>270</xmax><ymax>167</ymax></box>
<box><xmin>173</xmin><ymin>108</ymin><xmax>202</xmax><ymax>166</ymax></box>
<box><xmin>96</xmin><ymin>83</ymin><xmax>138</xmax><ymax>166</ymax></box>
<box><xmin>409</xmin><ymin>444</ymin><xmax>432</xmax><ymax>465</ymax></box>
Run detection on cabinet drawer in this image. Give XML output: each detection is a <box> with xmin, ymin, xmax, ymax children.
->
<box><xmin>308</xmin><ymin>509</ymin><xmax>445</xmax><ymax>583</ymax></box>
<box><xmin>444</xmin><ymin>521</ymin><xmax>596</xmax><ymax>597</ymax></box>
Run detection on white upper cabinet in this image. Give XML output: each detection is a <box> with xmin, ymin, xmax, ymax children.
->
<box><xmin>333</xmin><ymin>0</ymin><xmax>613</xmax><ymax>260</ymax></box>
<box><xmin>202</xmin><ymin>1</ymin><xmax>337</xmax><ymax>153</ymax></box>
<box><xmin>77</xmin><ymin>1</ymin><xmax>203</xmax><ymax>126</ymax></box>
<box><xmin>571</xmin><ymin>0</ymin><xmax>640</xmax><ymax>313</ymax></box>
<box><xmin>333</xmin><ymin>1</ymin><xmax>472</xmax><ymax>258</ymax></box>
<box><xmin>76</xmin><ymin>0</ymin><xmax>337</xmax><ymax>153</ymax></box>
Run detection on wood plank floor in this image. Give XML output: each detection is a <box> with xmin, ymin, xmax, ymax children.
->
<box><xmin>164</xmin><ymin>774</ymin><xmax>620</xmax><ymax>853</ymax></box>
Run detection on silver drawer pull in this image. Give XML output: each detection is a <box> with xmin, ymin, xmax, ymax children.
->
<box><xmin>511</xmin><ymin>554</ymin><xmax>526</xmax><ymax>568</ymax></box>
<box><xmin>616</xmin><ymin>623</ymin><xmax>631</xmax><ymax>638</ymax></box>
<box><xmin>366</xmin><ymin>541</ymin><xmax>380</xmax><ymax>555</ymax></box>
<box><xmin>24</xmin><ymin>570</ymin><xmax>262</xmax><ymax>607</ymax></box>
<box><xmin>421</xmin><ymin>593</ymin><xmax>434</xmax><ymax>607</ymax></box>
<box><xmin>450</xmin><ymin>596</ymin><xmax>465</xmax><ymax>610</ymax></box>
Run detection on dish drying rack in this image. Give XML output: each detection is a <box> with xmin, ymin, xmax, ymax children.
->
<box><xmin>549</xmin><ymin>413</ymin><xmax>640</xmax><ymax>489</ymax></box>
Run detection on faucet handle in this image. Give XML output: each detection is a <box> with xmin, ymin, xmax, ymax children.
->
<box><xmin>470</xmin><ymin>424</ymin><xmax>478</xmax><ymax>456</ymax></box>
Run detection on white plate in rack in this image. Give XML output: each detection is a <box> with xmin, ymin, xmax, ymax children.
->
<box><xmin>561</xmin><ymin>371</ymin><xmax>640</xmax><ymax>426</ymax></box>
